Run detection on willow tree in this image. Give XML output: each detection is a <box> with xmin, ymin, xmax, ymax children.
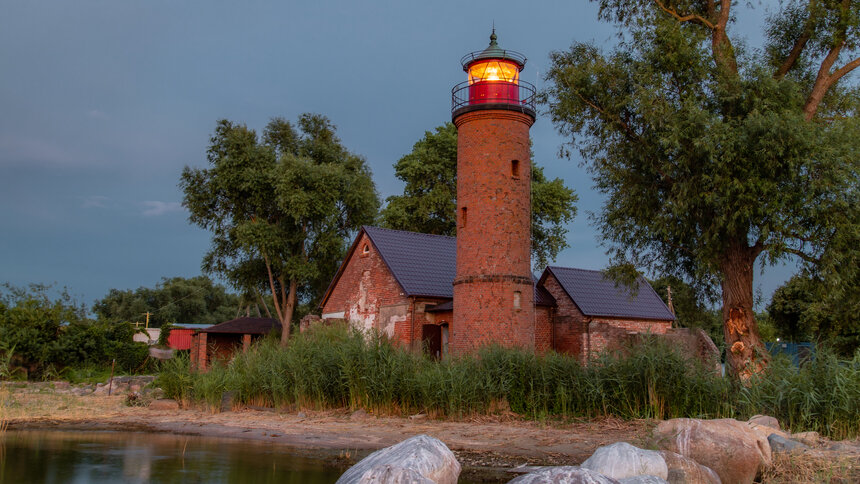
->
<box><xmin>181</xmin><ymin>114</ymin><xmax>379</xmax><ymax>344</ymax></box>
<box><xmin>381</xmin><ymin>122</ymin><xmax>578</xmax><ymax>268</ymax></box>
<box><xmin>545</xmin><ymin>0</ymin><xmax>859</xmax><ymax>378</ymax></box>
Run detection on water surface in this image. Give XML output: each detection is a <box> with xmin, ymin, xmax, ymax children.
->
<box><xmin>0</xmin><ymin>430</ymin><xmax>346</xmax><ymax>484</ymax></box>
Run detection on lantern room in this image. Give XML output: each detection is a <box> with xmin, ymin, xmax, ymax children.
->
<box><xmin>452</xmin><ymin>30</ymin><xmax>536</xmax><ymax>120</ymax></box>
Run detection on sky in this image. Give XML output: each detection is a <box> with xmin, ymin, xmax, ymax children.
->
<box><xmin>0</xmin><ymin>0</ymin><xmax>799</xmax><ymax>310</ymax></box>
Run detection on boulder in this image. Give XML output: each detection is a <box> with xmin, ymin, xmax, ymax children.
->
<box><xmin>581</xmin><ymin>442</ymin><xmax>668</xmax><ymax>480</ymax></box>
<box><xmin>652</xmin><ymin>418</ymin><xmax>770</xmax><ymax>484</ymax></box>
<box><xmin>351</xmin><ymin>464</ymin><xmax>435</xmax><ymax>484</ymax></box>
<box><xmin>618</xmin><ymin>476</ymin><xmax>668</xmax><ymax>484</ymax></box>
<box><xmin>767</xmin><ymin>434</ymin><xmax>809</xmax><ymax>454</ymax></box>
<box><xmin>508</xmin><ymin>467</ymin><xmax>620</xmax><ymax>484</ymax></box>
<box><xmin>149</xmin><ymin>399</ymin><xmax>180</xmax><ymax>411</ymax></box>
<box><xmin>659</xmin><ymin>451</ymin><xmax>720</xmax><ymax>484</ymax></box>
<box><xmin>336</xmin><ymin>435</ymin><xmax>460</xmax><ymax>484</ymax></box>
<box><xmin>747</xmin><ymin>415</ymin><xmax>779</xmax><ymax>430</ymax></box>
<box><xmin>792</xmin><ymin>431</ymin><xmax>820</xmax><ymax>446</ymax></box>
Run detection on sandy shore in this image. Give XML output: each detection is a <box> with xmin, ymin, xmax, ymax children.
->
<box><xmin>2</xmin><ymin>384</ymin><xmax>652</xmax><ymax>471</ymax></box>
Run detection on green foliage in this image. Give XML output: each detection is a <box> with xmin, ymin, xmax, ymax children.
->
<box><xmin>0</xmin><ymin>284</ymin><xmax>149</xmax><ymax>379</ymax></box>
<box><xmin>163</xmin><ymin>323</ymin><xmax>859</xmax><ymax>438</ymax></box>
<box><xmin>181</xmin><ymin>114</ymin><xmax>380</xmax><ymax>337</ymax></box>
<box><xmin>543</xmin><ymin>1</ymin><xmax>859</xmax><ymax>373</ymax></box>
<box><xmin>738</xmin><ymin>349</ymin><xmax>860</xmax><ymax>440</ymax></box>
<box><xmin>768</xmin><ymin>273</ymin><xmax>860</xmax><ymax>355</ymax></box>
<box><xmin>380</xmin><ymin>122</ymin><xmax>578</xmax><ymax>268</ymax></box>
<box><xmin>93</xmin><ymin>276</ymin><xmax>241</xmax><ymax>327</ymax></box>
<box><xmin>157</xmin><ymin>322</ymin><xmax>174</xmax><ymax>347</ymax></box>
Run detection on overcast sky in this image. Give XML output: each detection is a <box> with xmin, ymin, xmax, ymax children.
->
<box><xmin>0</xmin><ymin>0</ymin><xmax>798</xmax><ymax>309</ymax></box>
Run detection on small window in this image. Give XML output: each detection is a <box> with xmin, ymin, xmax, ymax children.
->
<box><xmin>511</xmin><ymin>159</ymin><xmax>520</xmax><ymax>178</ymax></box>
<box><xmin>460</xmin><ymin>207</ymin><xmax>467</xmax><ymax>228</ymax></box>
<box><xmin>513</xmin><ymin>291</ymin><xmax>521</xmax><ymax>310</ymax></box>
<box><xmin>361</xmin><ymin>244</ymin><xmax>370</xmax><ymax>256</ymax></box>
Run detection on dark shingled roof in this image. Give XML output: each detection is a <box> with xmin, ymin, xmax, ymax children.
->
<box><xmin>198</xmin><ymin>317</ymin><xmax>280</xmax><ymax>334</ymax></box>
<box><xmin>363</xmin><ymin>226</ymin><xmax>457</xmax><ymax>298</ymax></box>
<box><xmin>364</xmin><ymin>226</ymin><xmax>555</xmax><ymax>306</ymax></box>
<box><xmin>545</xmin><ymin>267</ymin><xmax>675</xmax><ymax>321</ymax></box>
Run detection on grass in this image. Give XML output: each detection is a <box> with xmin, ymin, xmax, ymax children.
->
<box><xmin>156</xmin><ymin>322</ymin><xmax>860</xmax><ymax>439</ymax></box>
<box><xmin>761</xmin><ymin>452</ymin><xmax>859</xmax><ymax>483</ymax></box>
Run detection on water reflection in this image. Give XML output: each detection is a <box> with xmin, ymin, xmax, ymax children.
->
<box><xmin>0</xmin><ymin>430</ymin><xmax>345</xmax><ymax>483</ymax></box>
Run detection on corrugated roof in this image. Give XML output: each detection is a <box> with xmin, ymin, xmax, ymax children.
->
<box><xmin>199</xmin><ymin>317</ymin><xmax>280</xmax><ymax>334</ymax></box>
<box><xmin>545</xmin><ymin>267</ymin><xmax>675</xmax><ymax>321</ymax></box>
<box><xmin>364</xmin><ymin>226</ymin><xmax>457</xmax><ymax>298</ymax></box>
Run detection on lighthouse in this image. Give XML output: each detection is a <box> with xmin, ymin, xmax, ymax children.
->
<box><xmin>450</xmin><ymin>31</ymin><xmax>537</xmax><ymax>353</ymax></box>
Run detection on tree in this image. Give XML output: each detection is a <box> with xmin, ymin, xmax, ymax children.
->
<box><xmin>92</xmin><ymin>276</ymin><xmax>241</xmax><ymax>327</ymax></box>
<box><xmin>381</xmin><ymin>123</ymin><xmax>578</xmax><ymax>268</ymax></box>
<box><xmin>0</xmin><ymin>284</ymin><xmax>148</xmax><ymax>378</ymax></box>
<box><xmin>544</xmin><ymin>1</ymin><xmax>859</xmax><ymax>378</ymax></box>
<box><xmin>181</xmin><ymin>114</ymin><xmax>379</xmax><ymax>344</ymax></box>
<box><xmin>768</xmin><ymin>272</ymin><xmax>859</xmax><ymax>355</ymax></box>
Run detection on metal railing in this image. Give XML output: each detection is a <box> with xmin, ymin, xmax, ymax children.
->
<box><xmin>459</xmin><ymin>49</ymin><xmax>527</xmax><ymax>69</ymax></box>
<box><xmin>451</xmin><ymin>80</ymin><xmax>536</xmax><ymax>118</ymax></box>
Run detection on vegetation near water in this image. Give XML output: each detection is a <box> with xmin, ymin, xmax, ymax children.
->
<box><xmin>157</xmin><ymin>323</ymin><xmax>860</xmax><ymax>440</ymax></box>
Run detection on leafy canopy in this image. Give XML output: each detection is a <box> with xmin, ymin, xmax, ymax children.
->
<box><xmin>92</xmin><ymin>276</ymin><xmax>241</xmax><ymax>327</ymax></box>
<box><xmin>181</xmin><ymin>114</ymin><xmax>379</xmax><ymax>340</ymax></box>
<box><xmin>543</xmin><ymin>0</ymin><xmax>859</xmax><ymax>376</ymax></box>
<box><xmin>380</xmin><ymin>122</ymin><xmax>578</xmax><ymax>268</ymax></box>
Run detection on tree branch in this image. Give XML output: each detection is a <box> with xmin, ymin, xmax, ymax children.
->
<box><xmin>782</xmin><ymin>247</ymin><xmax>820</xmax><ymax>264</ymax></box>
<box><xmin>830</xmin><ymin>56</ymin><xmax>860</xmax><ymax>85</ymax></box>
<box><xmin>262</xmin><ymin>252</ymin><xmax>285</xmax><ymax>323</ymax></box>
<box><xmin>804</xmin><ymin>40</ymin><xmax>846</xmax><ymax>120</ymax></box>
<box><xmin>775</xmin><ymin>0</ymin><xmax>818</xmax><ymax>79</ymax></box>
<box><xmin>653</xmin><ymin>0</ymin><xmax>715</xmax><ymax>29</ymax></box>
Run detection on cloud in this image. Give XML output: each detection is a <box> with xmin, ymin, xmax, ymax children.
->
<box><xmin>87</xmin><ymin>109</ymin><xmax>110</xmax><ymax>120</ymax></box>
<box><xmin>81</xmin><ymin>195</ymin><xmax>110</xmax><ymax>208</ymax></box>
<box><xmin>140</xmin><ymin>201</ymin><xmax>183</xmax><ymax>217</ymax></box>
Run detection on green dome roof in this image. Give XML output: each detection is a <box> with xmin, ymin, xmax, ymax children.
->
<box><xmin>460</xmin><ymin>30</ymin><xmax>527</xmax><ymax>71</ymax></box>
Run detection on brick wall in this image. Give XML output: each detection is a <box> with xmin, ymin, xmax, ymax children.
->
<box><xmin>452</xmin><ymin>108</ymin><xmax>536</xmax><ymax>353</ymax></box>
<box><xmin>321</xmin><ymin>232</ymin><xmax>412</xmax><ymax>345</ymax></box>
<box><xmin>542</xmin><ymin>274</ymin><xmax>587</xmax><ymax>357</ymax></box>
<box><xmin>535</xmin><ymin>306</ymin><xmax>553</xmax><ymax>353</ymax></box>
<box><xmin>588</xmin><ymin>319</ymin><xmax>672</xmax><ymax>357</ymax></box>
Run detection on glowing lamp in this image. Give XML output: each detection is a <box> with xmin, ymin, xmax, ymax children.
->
<box><xmin>462</xmin><ymin>31</ymin><xmax>525</xmax><ymax>105</ymax></box>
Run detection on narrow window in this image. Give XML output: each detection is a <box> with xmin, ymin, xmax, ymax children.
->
<box><xmin>513</xmin><ymin>291</ymin><xmax>522</xmax><ymax>310</ymax></box>
<box><xmin>460</xmin><ymin>207</ymin><xmax>467</xmax><ymax>228</ymax></box>
<box><xmin>362</xmin><ymin>244</ymin><xmax>370</xmax><ymax>255</ymax></box>
<box><xmin>511</xmin><ymin>159</ymin><xmax>520</xmax><ymax>178</ymax></box>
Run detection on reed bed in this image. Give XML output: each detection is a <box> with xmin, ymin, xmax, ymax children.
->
<box><xmin>156</xmin><ymin>323</ymin><xmax>860</xmax><ymax>439</ymax></box>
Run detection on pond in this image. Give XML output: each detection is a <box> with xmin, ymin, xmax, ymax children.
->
<box><xmin>0</xmin><ymin>430</ymin><xmax>346</xmax><ymax>483</ymax></box>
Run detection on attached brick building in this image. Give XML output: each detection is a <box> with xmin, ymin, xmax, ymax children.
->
<box><xmin>319</xmin><ymin>226</ymin><xmax>676</xmax><ymax>360</ymax></box>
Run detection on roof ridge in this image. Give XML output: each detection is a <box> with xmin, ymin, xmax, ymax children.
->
<box><xmin>363</xmin><ymin>225</ymin><xmax>456</xmax><ymax>240</ymax></box>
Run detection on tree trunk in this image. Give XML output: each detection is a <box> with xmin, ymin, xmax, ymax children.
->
<box><xmin>279</xmin><ymin>279</ymin><xmax>298</xmax><ymax>346</ymax></box>
<box><xmin>720</xmin><ymin>242</ymin><xmax>769</xmax><ymax>380</ymax></box>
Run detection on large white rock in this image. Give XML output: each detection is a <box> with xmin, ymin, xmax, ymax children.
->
<box><xmin>581</xmin><ymin>442</ymin><xmax>668</xmax><ymax>480</ymax></box>
<box><xmin>508</xmin><ymin>466</ymin><xmax>621</xmax><ymax>484</ymax></box>
<box><xmin>335</xmin><ymin>435</ymin><xmax>460</xmax><ymax>484</ymax></box>
<box><xmin>618</xmin><ymin>476</ymin><xmax>669</xmax><ymax>484</ymax></box>
<box><xmin>652</xmin><ymin>419</ymin><xmax>771</xmax><ymax>484</ymax></box>
<box><xmin>353</xmin><ymin>464</ymin><xmax>435</xmax><ymax>483</ymax></box>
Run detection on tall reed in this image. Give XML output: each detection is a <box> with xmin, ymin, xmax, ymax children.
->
<box><xmin>159</xmin><ymin>323</ymin><xmax>860</xmax><ymax>439</ymax></box>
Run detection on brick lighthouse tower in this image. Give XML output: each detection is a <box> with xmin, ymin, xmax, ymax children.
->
<box><xmin>450</xmin><ymin>31</ymin><xmax>536</xmax><ymax>353</ymax></box>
